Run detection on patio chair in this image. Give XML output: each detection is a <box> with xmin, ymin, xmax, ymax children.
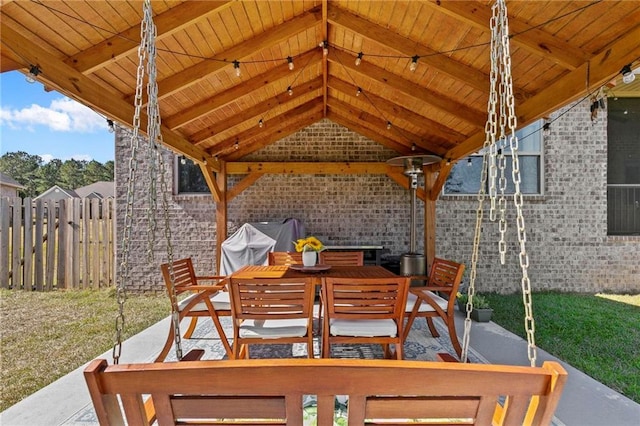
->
<box><xmin>322</xmin><ymin>276</ymin><xmax>409</xmax><ymax>359</ymax></box>
<box><xmin>228</xmin><ymin>276</ymin><xmax>316</xmax><ymax>359</ymax></box>
<box><xmin>155</xmin><ymin>258</ymin><xmax>232</xmax><ymax>361</ymax></box>
<box><xmin>403</xmin><ymin>258</ymin><xmax>465</xmax><ymax>359</ymax></box>
<box><xmin>319</xmin><ymin>250</ymin><xmax>364</xmax><ymax>266</ymax></box>
<box><xmin>268</xmin><ymin>251</ymin><xmax>303</xmax><ymax>266</ymax></box>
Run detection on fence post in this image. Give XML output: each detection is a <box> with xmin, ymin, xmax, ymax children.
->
<box><xmin>11</xmin><ymin>197</ymin><xmax>22</xmax><ymax>288</ymax></box>
<box><xmin>0</xmin><ymin>198</ymin><xmax>10</xmax><ymax>288</ymax></box>
<box><xmin>34</xmin><ymin>199</ymin><xmax>44</xmax><ymax>291</ymax></box>
<box><xmin>23</xmin><ymin>198</ymin><xmax>33</xmax><ymax>290</ymax></box>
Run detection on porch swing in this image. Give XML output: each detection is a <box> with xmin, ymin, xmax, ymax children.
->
<box><xmin>83</xmin><ymin>1</ymin><xmax>566</xmax><ymax>425</ymax></box>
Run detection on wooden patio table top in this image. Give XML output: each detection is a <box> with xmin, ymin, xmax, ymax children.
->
<box><xmin>230</xmin><ymin>264</ymin><xmax>398</xmax><ymax>284</ymax></box>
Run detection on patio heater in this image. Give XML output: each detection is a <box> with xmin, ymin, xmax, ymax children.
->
<box><xmin>386</xmin><ymin>154</ymin><xmax>442</xmax><ymax>284</ymax></box>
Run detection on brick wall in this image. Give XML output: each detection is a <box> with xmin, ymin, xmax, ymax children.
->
<box><xmin>116</xmin><ymin>106</ymin><xmax>639</xmax><ymax>294</ymax></box>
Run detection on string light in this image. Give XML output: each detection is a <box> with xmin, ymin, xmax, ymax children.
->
<box><xmin>287</xmin><ymin>56</ymin><xmax>294</xmax><ymax>70</ymax></box>
<box><xmin>320</xmin><ymin>40</ymin><xmax>329</xmax><ymax>56</ymax></box>
<box><xmin>409</xmin><ymin>55</ymin><xmax>419</xmax><ymax>72</ymax></box>
<box><xmin>106</xmin><ymin>119</ymin><xmax>115</xmax><ymax>133</ymax></box>
<box><xmin>543</xmin><ymin>122</ymin><xmax>551</xmax><ymax>136</ymax></box>
<box><xmin>233</xmin><ymin>60</ymin><xmax>240</xmax><ymax>77</ymax></box>
<box><xmin>467</xmin><ymin>157</ymin><xmax>473</xmax><ymax>167</ymax></box>
<box><xmin>411</xmin><ymin>143</ymin><xmax>416</xmax><ymax>151</ymax></box>
<box><xmin>287</xmin><ymin>86</ymin><xmax>293</xmax><ymax>96</ymax></box>
<box><xmin>621</xmin><ymin>64</ymin><xmax>636</xmax><ymax>84</ymax></box>
<box><xmin>203</xmin><ymin>157</ymin><xmax>208</xmax><ymax>165</ymax></box>
<box><xmin>234</xmin><ymin>139</ymin><xmax>239</xmax><ymax>150</ymax></box>
<box><xmin>180</xmin><ymin>155</ymin><xmax>186</xmax><ymax>165</ymax></box>
<box><xmin>258</xmin><ymin>118</ymin><xmax>264</xmax><ymax>128</ymax></box>
<box><xmin>356</xmin><ymin>87</ymin><xmax>362</xmax><ymax>97</ymax></box>
<box><xmin>386</xmin><ymin>121</ymin><xmax>392</xmax><ymax>130</ymax></box>
<box><xmin>355</xmin><ymin>52</ymin><xmax>363</xmax><ymax>66</ymax></box>
<box><xmin>26</xmin><ymin>64</ymin><xmax>41</xmax><ymax>84</ymax></box>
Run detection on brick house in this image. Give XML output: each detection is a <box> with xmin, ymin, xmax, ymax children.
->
<box><xmin>116</xmin><ymin>95</ymin><xmax>639</xmax><ymax>294</ymax></box>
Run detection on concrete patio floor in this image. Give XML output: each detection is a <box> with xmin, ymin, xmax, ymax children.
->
<box><xmin>2</xmin><ymin>309</ymin><xmax>639</xmax><ymax>425</ymax></box>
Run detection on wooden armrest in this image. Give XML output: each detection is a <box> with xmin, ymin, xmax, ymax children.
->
<box><xmin>187</xmin><ymin>283</ymin><xmax>226</xmax><ymax>292</ymax></box>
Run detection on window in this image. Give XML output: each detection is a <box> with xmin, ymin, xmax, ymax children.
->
<box><xmin>607</xmin><ymin>97</ymin><xmax>640</xmax><ymax>235</ymax></box>
<box><xmin>444</xmin><ymin>120</ymin><xmax>543</xmax><ymax>195</ymax></box>
<box><xmin>175</xmin><ymin>157</ymin><xmax>210</xmax><ymax>194</ymax></box>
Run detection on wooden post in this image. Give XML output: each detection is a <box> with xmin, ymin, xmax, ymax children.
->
<box><xmin>424</xmin><ymin>170</ymin><xmax>437</xmax><ymax>273</ymax></box>
<box><xmin>23</xmin><ymin>198</ymin><xmax>33</xmax><ymax>290</ymax></box>
<box><xmin>215</xmin><ymin>161</ymin><xmax>227</xmax><ymax>275</ymax></box>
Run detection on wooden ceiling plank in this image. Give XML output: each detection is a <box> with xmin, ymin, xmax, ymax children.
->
<box><xmin>328</xmin><ymin>49</ymin><xmax>486</xmax><ymax>126</ymax></box>
<box><xmin>210</xmin><ymin>98</ymin><xmax>324</xmax><ymax>156</ymax></box>
<box><xmin>148</xmin><ymin>6</ymin><xmax>322</xmax><ymax>102</ymax></box>
<box><xmin>327</xmin><ymin>75</ymin><xmax>465</xmax><ymax>144</ymax></box>
<box><xmin>165</xmin><ymin>49</ymin><xmax>321</xmax><ymax>130</ymax></box>
<box><xmin>191</xmin><ymin>76</ymin><xmax>323</xmax><ymax>144</ymax></box>
<box><xmin>328</xmin><ymin>4</ymin><xmax>529</xmax><ymax>100</ymax></box>
<box><xmin>65</xmin><ymin>1</ymin><xmax>232</xmax><ymax>74</ymax></box>
<box><xmin>224</xmin><ymin>110</ymin><xmax>324</xmax><ymax>160</ymax></box>
<box><xmin>328</xmin><ymin>96</ymin><xmax>447</xmax><ymax>156</ymax></box>
<box><xmin>426</xmin><ymin>0</ymin><xmax>589</xmax><ymax>70</ymax></box>
<box><xmin>322</xmin><ymin>0</ymin><xmax>328</xmax><ymax>117</ymax></box>
<box><xmin>0</xmin><ymin>22</ymin><xmax>220</xmax><ymax>172</ymax></box>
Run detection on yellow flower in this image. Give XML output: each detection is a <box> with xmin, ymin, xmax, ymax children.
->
<box><xmin>294</xmin><ymin>236</ymin><xmax>324</xmax><ymax>252</ymax></box>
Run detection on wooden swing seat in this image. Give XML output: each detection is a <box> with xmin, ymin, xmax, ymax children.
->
<box><xmin>84</xmin><ymin>358</ymin><xmax>566</xmax><ymax>426</ymax></box>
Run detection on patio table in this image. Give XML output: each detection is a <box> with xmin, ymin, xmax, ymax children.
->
<box><xmin>230</xmin><ymin>264</ymin><xmax>398</xmax><ymax>284</ymax></box>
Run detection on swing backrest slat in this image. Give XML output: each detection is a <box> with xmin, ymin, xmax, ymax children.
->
<box><xmin>85</xmin><ymin>358</ymin><xmax>566</xmax><ymax>426</ymax></box>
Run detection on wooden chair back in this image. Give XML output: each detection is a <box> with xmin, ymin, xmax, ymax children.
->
<box><xmin>322</xmin><ymin>276</ymin><xmax>409</xmax><ymax>359</ymax></box>
<box><xmin>228</xmin><ymin>277</ymin><xmax>315</xmax><ymax>358</ymax></box>
<box><xmin>319</xmin><ymin>251</ymin><xmax>364</xmax><ymax>266</ymax></box>
<box><xmin>85</xmin><ymin>358</ymin><xmax>567</xmax><ymax>426</ymax></box>
<box><xmin>157</xmin><ymin>258</ymin><xmax>232</xmax><ymax>361</ymax></box>
<box><xmin>268</xmin><ymin>251</ymin><xmax>303</xmax><ymax>266</ymax></box>
<box><xmin>403</xmin><ymin>257</ymin><xmax>465</xmax><ymax>358</ymax></box>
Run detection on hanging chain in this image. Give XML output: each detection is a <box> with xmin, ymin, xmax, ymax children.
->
<box><xmin>112</xmin><ymin>2</ymin><xmax>149</xmax><ymax>365</ymax></box>
<box><xmin>462</xmin><ymin>0</ymin><xmax>537</xmax><ymax>366</ymax></box>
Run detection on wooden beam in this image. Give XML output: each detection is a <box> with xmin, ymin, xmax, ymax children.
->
<box><xmin>227</xmin><ymin>172</ymin><xmax>264</xmax><ymax>201</ymax></box>
<box><xmin>426</xmin><ymin>0</ymin><xmax>589</xmax><ymax>71</ymax></box>
<box><xmin>326</xmin><ymin>111</ymin><xmax>411</xmax><ymax>156</ymax></box>
<box><xmin>328</xmin><ymin>98</ymin><xmax>445</xmax><ymax>155</ymax></box>
<box><xmin>447</xmin><ymin>23</ymin><xmax>640</xmax><ymax>161</ymax></box>
<box><xmin>65</xmin><ymin>2</ymin><xmax>232</xmax><ymax>74</ymax></box>
<box><xmin>328</xmin><ymin>4</ymin><xmax>531</xmax><ymax>101</ymax></box>
<box><xmin>430</xmin><ymin>161</ymin><xmax>454</xmax><ymax>201</ymax></box>
<box><xmin>191</xmin><ymin>76</ymin><xmax>323</xmax><ymax>145</ymax></box>
<box><xmin>136</xmin><ymin>6</ymin><xmax>322</xmax><ymax>102</ymax></box>
<box><xmin>226</xmin><ymin>162</ymin><xmax>390</xmax><ymax>175</ymax></box>
<box><xmin>424</xmin><ymin>170</ymin><xmax>437</xmax><ymax>272</ymax></box>
<box><xmin>165</xmin><ymin>49</ymin><xmax>322</xmax><ymax>130</ymax></box>
<box><xmin>0</xmin><ymin>22</ymin><xmax>220</xmax><ymax>172</ymax></box>
<box><xmin>210</xmin><ymin>98</ymin><xmax>323</xmax><ymax>156</ymax></box>
<box><xmin>322</xmin><ymin>0</ymin><xmax>329</xmax><ymax>117</ymax></box>
<box><xmin>224</xmin><ymin>110</ymin><xmax>324</xmax><ymax>161</ymax></box>
<box><xmin>327</xmin><ymin>76</ymin><xmax>464</xmax><ymax>146</ymax></box>
<box><xmin>328</xmin><ymin>49</ymin><xmax>486</xmax><ymax>125</ymax></box>
<box><xmin>199</xmin><ymin>163</ymin><xmax>222</xmax><ymax>203</ymax></box>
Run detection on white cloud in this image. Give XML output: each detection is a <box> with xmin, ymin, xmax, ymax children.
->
<box><xmin>40</xmin><ymin>154</ymin><xmax>55</xmax><ymax>164</ymax></box>
<box><xmin>0</xmin><ymin>97</ymin><xmax>105</xmax><ymax>133</ymax></box>
<box><xmin>40</xmin><ymin>153</ymin><xmax>94</xmax><ymax>163</ymax></box>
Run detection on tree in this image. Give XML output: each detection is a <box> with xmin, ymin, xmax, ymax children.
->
<box><xmin>35</xmin><ymin>159</ymin><xmax>62</xmax><ymax>194</ymax></box>
<box><xmin>0</xmin><ymin>151</ymin><xmax>42</xmax><ymax>197</ymax></box>
<box><xmin>58</xmin><ymin>159</ymin><xmax>86</xmax><ymax>190</ymax></box>
<box><xmin>84</xmin><ymin>160</ymin><xmax>110</xmax><ymax>185</ymax></box>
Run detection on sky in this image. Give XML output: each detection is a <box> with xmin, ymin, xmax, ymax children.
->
<box><xmin>0</xmin><ymin>70</ymin><xmax>115</xmax><ymax>164</ymax></box>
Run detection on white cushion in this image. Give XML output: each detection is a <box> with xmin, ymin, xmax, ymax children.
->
<box><xmin>239</xmin><ymin>318</ymin><xmax>309</xmax><ymax>338</ymax></box>
<box><xmin>405</xmin><ymin>291</ymin><xmax>448</xmax><ymax>313</ymax></box>
<box><xmin>179</xmin><ymin>291</ymin><xmax>230</xmax><ymax>312</ymax></box>
<box><xmin>330</xmin><ymin>319</ymin><xmax>398</xmax><ymax>337</ymax></box>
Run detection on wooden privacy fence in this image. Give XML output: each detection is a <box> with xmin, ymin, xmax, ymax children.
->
<box><xmin>0</xmin><ymin>197</ymin><xmax>115</xmax><ymax>291</ymax></box>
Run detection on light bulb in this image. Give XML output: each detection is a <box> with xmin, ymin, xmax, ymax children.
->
<box><xmin>386</xmin><ymin>121</ymin><xmax>392</xmax><ymax>130</ymax></box>
<box><xmin>467</xmin><ymin>158</ymin><xmax>473</xmax><ymax>167</ymax></box>
<box><xmin>287</xmin><ymin>86</ymin><xmax>293</xmax><ymax>96</ymax></box>
<box><xmin>233</xmin><ymin>60</ymin><xmax>240</xmax><ymax>77</ymax></box>
<box><xmin>621</xmin><ymin>64</ymin><xmax>636</xmax><ymax>84</ymax></box>
<box><xmin>234</xmin><ymin>140</ymin><xmax>239</xmax><ymax>150</ymax></box>
<box><xmin>409</xmin><ymin>55</ymin><xmax>419</xmax><ymax>72</ymax></box>
<box><xmin>355</xmin><ymin>52</ymin><xmax>363</xmax><ymax>66</ymax></box>
<box><xmin>287</xmin><ymin>56</ymin><xmax>294</xmax><ymax>70</ymax></box>
<box><xmin>259</xmin><ymin>119</ymin><xmax>264</xmax><ymax>128</ymax></box>
<box><xmin>356</xmin><ymin>87</ymin><xmax>362</xmax><ymax>97</ymax></box>
<box><xmin>180</xmin><ymin>156</ymin><xmax>186</xmax><ymax>165</ymax></box>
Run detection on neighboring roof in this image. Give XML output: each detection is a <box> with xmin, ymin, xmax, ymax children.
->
<box><xmin>0</xmin><ymin>172</ymin><xmax>26</xmax><ymax>189</ymax></box>
<box><xmin>34</xmin><ymin>185</ymin><xmax>78</xmax><ymax>200</ymax></box>
<box><xmin>1</xmin><ymin>1</ymin><xmax>639</xmax><ymax>172</ymax></box>
<box><xmin>74</xmin><ymin>181</ymin><xmax>115</xmax><ymax>199</ymax></box>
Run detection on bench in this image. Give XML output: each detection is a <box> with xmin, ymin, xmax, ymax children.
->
<box><xmin>84</xmin><ymin>358</ymin><xmax>566</xmax><ymax>425</ymax></box>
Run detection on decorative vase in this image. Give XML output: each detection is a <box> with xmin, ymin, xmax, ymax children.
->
<box><xmin>302</xmin><ymin>251</ymin><xmax>317</xmax><ymax>267</ymax></box>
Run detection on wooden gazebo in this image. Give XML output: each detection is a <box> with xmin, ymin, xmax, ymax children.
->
<box><xmin>2</xmin><ymin>0</ymin><xmax>639</xmax><ymax>270</ymax></box>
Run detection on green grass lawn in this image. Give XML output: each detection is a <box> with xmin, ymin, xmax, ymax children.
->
<box><xmin>484</xmin><ymin>292</ymin><xmax>640</xmax><ymax>404</ymax></box>
<box><xmin>0</xmin><ymin>288</ymin><xmax>169</xmax><ymax>411</ymax></box>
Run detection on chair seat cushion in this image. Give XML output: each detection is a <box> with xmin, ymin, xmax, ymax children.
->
<box><xmin>239</xmin><ymin>318</ymin><xmax>309</xmax><ymax>338</ymax></box>
<box><xmin>405</xmin><ymin>291</ymin><xmax>448</xmax><ymax>313</ymax></box>
<box><xmin>179</xmin><ymin>291</ymin><xmax>230</xmax><ymax>312</ymax></box>
<box><xmin>330</xmin><ymin>319</ymin><xmax>398</xmax><ymax>337</ymax></box>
